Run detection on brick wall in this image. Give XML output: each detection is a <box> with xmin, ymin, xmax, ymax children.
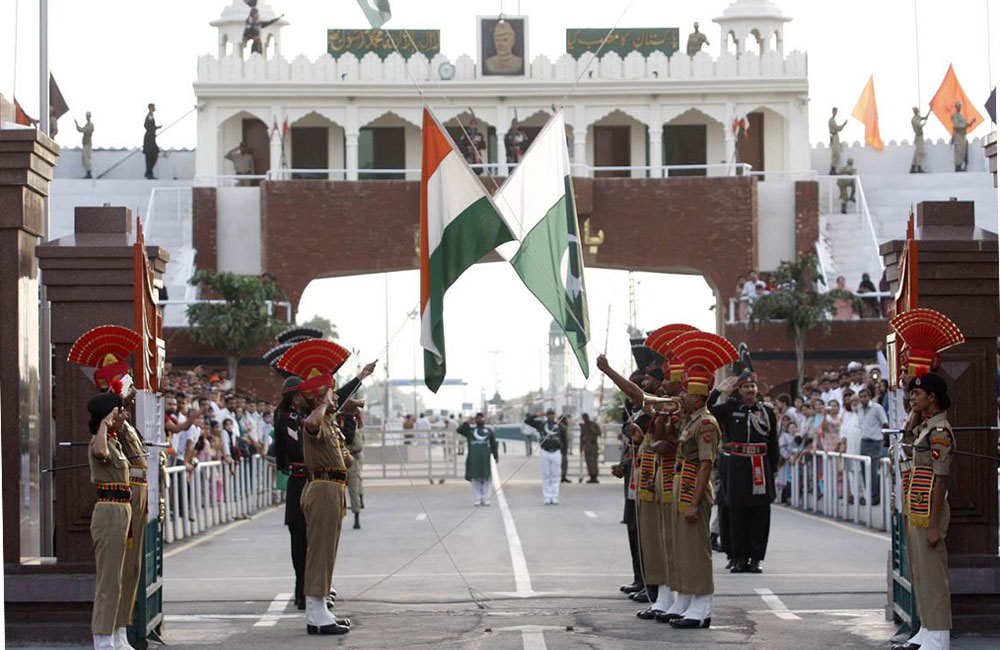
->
<box><xmin>192</xmin><ymin>187</ymin><xmax>217</xmax><ymax>272</ymax></box>
<box><xmin>724</xmin><ymin>319</ymin><xmax>887</xmax><ymax>392</ymax></box>
<box><xmin>255</xmin><ymin>175</ymin><xmax>758</xmax><ymax>311</ymax></box>
<box><xmin>794</xmin><ymin>180</ymin><xmax>819</xmax><ymax>259</ymax></box>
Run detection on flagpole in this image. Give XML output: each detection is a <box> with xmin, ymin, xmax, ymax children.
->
<box><xmin>913</xmin><ymin>0</ymin><xmax>922</xmax><ymax>105</ymax></box>
<box><xmin>38</xmin><ymin>0</ymin><xmax>56</xmax><ymax>557</ymax></box>
<box><xmin>987</xmin><ymin>0</ymin><xmax>993</xmax><ymax>96</ymax></box>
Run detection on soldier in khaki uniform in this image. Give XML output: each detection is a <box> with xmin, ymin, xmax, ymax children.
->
<box><xmin>87</xmin><ymin>392</ymin><xmax>132</xmax><ymax>650</ymax></box>
<box><xmin>68</xmin><ymin>325</ymin><xmax>146</xmax><ymax>650</ymax></box>
<box><xmin>666</xmin><ymin>331</ymin><xmax>738</xmax><ymax>629</ymax></box>
<box><xmin>579</xmin><ymin>413</ymin><xmax>602</xmax><ymax>483</ymax></box>
<box><xmin>887</xmin><ymin>307</ymin><xmax>965</xmax><ymax>650</ymax></box>
<box><xmin>277</xmin><ymin>340</ymin><xmax>355</xmax><ymax>635</ymax></box>
<box><xmin>894</xmin><ymin>373</ymin><xmax>954</xmax><ymax>650</ymax></box>
<box><xmin>115</xmin><ymin>395</ymin><xmax>148</xmax><ymax>650</ymax></box>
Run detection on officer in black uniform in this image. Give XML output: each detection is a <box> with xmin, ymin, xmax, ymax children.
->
<box><xmin>275</xmin><ymin>367</ymin><xmax>374</xmax><ymax>609</ymax></box>
<box><xmin>708</xmin><ymin>370</ymin><xmax>778</xmax><ymax>573</ymax></box>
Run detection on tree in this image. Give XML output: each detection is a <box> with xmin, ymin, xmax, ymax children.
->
<box><xmin>186</xmin><ymin>270</ymin><xmax>285</xmax><ymax>389</ymax></box>
<box><xmin>747</xmin><ymin>255</ymin><xmax>854</xmax><ymax>395</ymax></box>
<box><xmin>299</xmin><ymin>314</ymin><xmax>338</xmax><ymax>340</ymax></box>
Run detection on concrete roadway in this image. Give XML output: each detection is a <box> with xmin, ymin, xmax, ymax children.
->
<box><xmin>153</xmin><ymin>451</ymin><xmax>918</xmax><ymax>650</ymax></box>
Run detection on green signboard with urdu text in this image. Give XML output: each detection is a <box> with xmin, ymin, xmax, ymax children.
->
<box><xmin>327</xmin><ymin>29</ymin><xmax>440</xmax><ymax>60</ymax></box>
<box><xmin>566</xmin><ymin>28</ymin><xmax>679</xmax><ymax>59</ymax></box>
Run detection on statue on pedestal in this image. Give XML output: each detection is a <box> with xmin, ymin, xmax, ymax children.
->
<box><xmin>686</xmin><ymin>22</ymin><xmax>710</xmax><ymax>57</ymax></box>
<box><xmin>75</xmin><ymin>112</ymin><xmax>94</xmax><ymax>179</ymax></box>
<box><xmin>951</xmin><ymin>101</ymin><xmax>968</xmax><ymax>172</ymax></box>
<box><xmin>828</xmin><ymin>107</ymin><xmax>848</xmax><ymax>174</ymax></box>
<box><xmin>910</xmin><ymin>107</ymin><xmax>930</xmax><ymax>173</ymax></box>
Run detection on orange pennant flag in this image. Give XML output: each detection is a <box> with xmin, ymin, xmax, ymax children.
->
<box><xmin>929</xmin><ymin>64</ymin><xmax>984</xmax><ymax>135</ymax></box>
<box><xmin>851</xmin><ymin>75</ymin><xmax>884</xmax><ymax>151</ymax></box>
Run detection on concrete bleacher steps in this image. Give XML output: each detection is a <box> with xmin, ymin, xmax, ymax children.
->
<box><xmin>817</xmin><ymin>171</ymin><xmax>998</xmax><ymax>290</ymax></box>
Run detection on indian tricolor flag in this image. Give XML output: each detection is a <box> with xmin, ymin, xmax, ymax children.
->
<box><xmin>420</xmin><ymin>108</ymin><xmax>513</xmax><ymax>392</ymax></box>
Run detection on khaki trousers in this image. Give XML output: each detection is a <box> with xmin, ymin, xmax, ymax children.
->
<box><xmin>583</xmin><ymin>444</ymin><xmax>599</xmax><ymax>477</ymax></box>
<box><xmin>347</xmin><ymin>454</ymin><xmax>363</xmax><ymax>514</ymax></box>
<box><xmin>637</xmin><ymin>498</ymin><xmax>668</xmax><ymax>585</ymax></box>
<box><xmin>302</xmin><ymin>480</ymin><xmax>345</xmax><ymax>597</ymax></box>
<box><xmin>91</xmin><ymin>502</ymin><xmax>131</xmax><ymax>634</ymax></box>
<box><xmin>672</xmin><ymin>476</ymin><xmax>713</xmax><ymax>596</ymax></box>
<box><xmin>116</xmin><ymin>484</ymin><xmax>148</xmax><ymax>627</ymax></box>
<box><xmin>906</xmin><ymin>501</ymin><xmax>952</xmax><ymax>630</ymax></box>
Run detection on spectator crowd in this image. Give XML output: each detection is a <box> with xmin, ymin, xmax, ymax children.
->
<box><xmin>161</xmin><ymin>363</ymin><xmax>276</xmax><ymax>474</ymax></box>
<box><xmin>768</xmin><ymin>359</ymin><xmax>891</xmax><ymax>506</ymax></box>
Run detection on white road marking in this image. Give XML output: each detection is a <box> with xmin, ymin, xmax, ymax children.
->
<box><xmin>168</xmin><ymin>614</ymin><xmax>300</xmax><ymax>621</ymax></box>
<box><xmin>522</xmin><ymin>629</ymin><xmax>547</xmax><ymax>650</ymax></box>
<box><xmin>253</xmin><ymin>592</ymin><xmax>293</xmax><ymax>627</ymax></box>
<box><xmin>754</xmin><ymin>587</ymin><xmax>801</xmax><ymax>620</ymax></box>
<box><xmin>748</xmin><ymin>608</ymin><xmax>884</xmax><ymax>615</ymax></box>
<box><xmin>584</xmin><ymin>510</ymin><xmax>598</xmax><ymax>518</ymax></box>
<box><xmin>416</xmin><ymin>513</ymin><xmax>427</xmax><ymax>521</ymax></box>
<box><xmin>491</xmin><ymin>458</ymin><xmax>536</xmax><ymax>597</ymax></box>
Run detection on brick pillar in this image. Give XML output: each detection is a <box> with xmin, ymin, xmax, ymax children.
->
<box><xmin>192</xmin><ymin>186</ymin><xmax>218</xmax><ymax>272</ymax></box>
<box><xmin>882</xmin><ymin>200</ymin><xmax>1000</xmax><ymax>633</ymax></box>
<box><xmin>794</xmin><ymin>180</ymin><xmax>819</xmax><ymax>260</ymax></box>
<box><xmin>6</xmin><ymin>206</ymin><xmax>168</xmax><ymax>644</ymax></box>
<box><xmin>0</xmin><ymin>128</ymin><xmax>58</xmax><ymax>566</ymax></box>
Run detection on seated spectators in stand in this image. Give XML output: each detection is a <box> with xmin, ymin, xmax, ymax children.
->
<box><xmin>857</xmin><ymin>272</ymin><xmax>880</xmax><ymax>318</ymax></box>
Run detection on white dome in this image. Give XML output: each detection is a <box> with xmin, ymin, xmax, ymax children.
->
<box><xmin>715</xmin><ymin>0</ymin><xmax>790</xmax><ymax>23</ymax></box>
<box><xmin>211</xmin><ymin>0</ymin><xmax>287</xmax><ymax>28</ymax></box>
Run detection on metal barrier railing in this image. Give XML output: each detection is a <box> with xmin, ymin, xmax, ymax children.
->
<box><xmin>163</xmin><ymin>455</ymin><xmax>279</xmax><ymax>544</ymax></box>
<box><xmin>360</xmin><ymin>429</ymin><xmax>462</xmax><ymax>480</ymax></box>
<box><xmin>789</xmin><ymin>450</ymin><xmax>892</xmax><ymax>531</ymax></box>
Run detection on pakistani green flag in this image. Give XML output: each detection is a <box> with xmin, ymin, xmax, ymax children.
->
<box><xmin>496</xmin><ymin>111</ymin><xmax>590</xmax><ymax>377</ymax></box>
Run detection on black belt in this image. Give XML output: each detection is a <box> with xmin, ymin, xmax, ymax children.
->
<box><xmin>723</xmin><ymin>442</ymin><xmax>768</xmax><ymax>457</ymax></box>
<box><xmin>96</xmin><ymin>483</ymin><xmax>132</xmax><ymax>503</ymax></box>
<box><xmin>310</xmin><ymin>468</ymin><xmax>347</xmax><ymax>484</ymax></box>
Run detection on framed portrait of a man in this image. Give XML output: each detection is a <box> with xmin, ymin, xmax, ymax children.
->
<box><xmin>478</xmin><ymin>16</ymin><xmax>528</xmax><ymax>77</ymax></box>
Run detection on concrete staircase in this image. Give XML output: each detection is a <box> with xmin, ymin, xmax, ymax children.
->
<box><xmin>816</xmin><ymin>171</ymin><xmax>998</xmax><ymax>290</ymax></box>
<box><xmin>49</xmin><ymin>179</ymin><xmax>197</xmax><ymax>327</ymax></box>
<box><xmin>860</xmin><ymin>172</ymin><xmax>997</xmax><ymax>242</ymax></box>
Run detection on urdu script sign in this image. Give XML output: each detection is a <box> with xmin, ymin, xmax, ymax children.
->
<box><xmin>327</xmin><ymin>29</ymin><xmax>441</xmax><ymax>59</ymax></box>
<box><xmin>566</xmin><ymin>28</ymin><xmax>679</xmax><ymax>59</ymax></box>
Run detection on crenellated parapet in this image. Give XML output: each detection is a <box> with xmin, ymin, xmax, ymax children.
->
<box><xmin>196</xmin><ymin>49</ymin><xmax>807</xmax><ymax>86</ymax></box>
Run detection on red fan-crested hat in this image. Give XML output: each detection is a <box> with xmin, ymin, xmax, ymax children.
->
<box><xmin>889</xmin><ymin>308</ymin><xmax>964</xmax><ymax>378</ymax></box>
<box><xmin>670</xmin><ymin>331</ymin><xmax>739</xmax><ymax>396</ymax></box>
<box><xmin>276</xmin><ymin>339</ymin><xmax>351</xmax><ymax>398</ymax></box>
<box><xmin>68</xmin><ymin>325</ymin><xmax>142</xmax><ymax>392</ymax></box>
<box><xmin>644</xmin><ymin>324</ymin><xmax>698</xmax><ymax>382</ymax></box>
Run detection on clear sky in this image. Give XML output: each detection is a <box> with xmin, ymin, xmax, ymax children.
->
<box><xmin>3</xmin><ymin>0</ymin><xmax>996</xmax><ymax>412</ymax></box>
<box><xmin>2</xmin><ymin>0</ymin><xmax>995</xmax><ymax>149</ymax></box>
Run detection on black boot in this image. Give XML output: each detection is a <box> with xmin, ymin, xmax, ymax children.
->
<box><xmin>710</xmin><ymin>533</ymin><xmax>722</xmax><ymax>552</ymax></box>
<box><xmin>353</xmin><ymin>512</ymin><xmax>361</xmax><ymax>530</ymax></box>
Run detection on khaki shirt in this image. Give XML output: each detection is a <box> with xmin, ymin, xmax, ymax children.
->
<box><xmin>304</xmin><ymin>416</ymin><xmax>349</xmax><ymax>471</ymax></box>
<box><xmin>678</xmin><ymin>406</ymin><xmax>720</xmax><ymax>503</ymax></box>
<box><xmin>913</xmin><ymin>412</ymin><xmax>954</xmax><ymax>477</ymax></box>
<box><xmin>90</xmin><ymin>437</ymin><xmax>131</xmax><ymax>485</ymax></box>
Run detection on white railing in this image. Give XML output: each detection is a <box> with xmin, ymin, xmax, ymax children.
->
<box><xmin>193</xmin><ymin>173</ymin><xmax>269</xmax><ymax>187</ymax></box>
<box><xmin>144</xmin><ymin>186</ymin><xmax>193</xmax><ymax>248</ymax></box>
<box><xmin>726</xmin><ymin>290</ymin><xmax>894</xmax><ymax>324</ymax></box>
<box><xmin>853</xmin><ymin>177</ymin><xmax>885</xmax><ymax>273</ymax></box>
<box><xmin>163</xmin><ymin>455</ymin><xmax>279</xmax><ymax>544</ymax></box>
<box><xmin>158</xmin><ymin>299</ymin><xmax>293</xmax><ymax>322</ymax></box>
<box><xmin>816</xmin><ymin>174</ymin><xmax>884</xmax><ymax>275</ymax></box>
<box><xmin>747</xmin><ymin>169</ymin><xmax>819</xmax><ymax>182</ymax></box>
<box><xmin>219</xmin><ymin>162</ymin><xmax>754</xmax><ymax>185</ymax></box>
<box><xmin>788</xmin><ymin>450</ymin><xmax>892</xmax><ymax>531</ymax></box>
